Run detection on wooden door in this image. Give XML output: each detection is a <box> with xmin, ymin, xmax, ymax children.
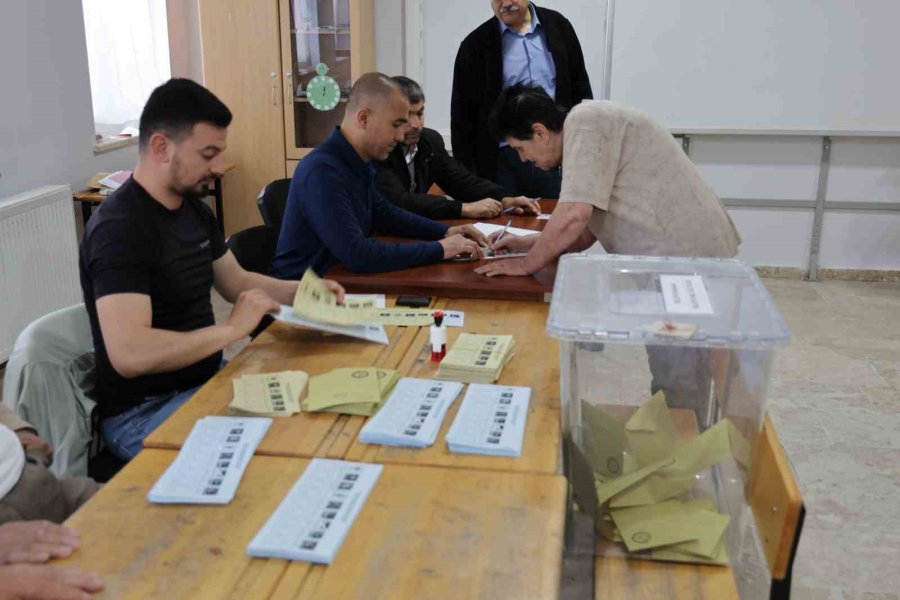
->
<box><xmin>200</xmin><ymin>0</ymin><xmax>286</xmax><ymax>236</ymax></box>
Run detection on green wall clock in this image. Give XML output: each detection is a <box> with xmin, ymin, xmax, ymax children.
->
<box><xmin>306</xmin><ymin>63</ymin><xmax>341</xmax><ymax>111</ymax></box>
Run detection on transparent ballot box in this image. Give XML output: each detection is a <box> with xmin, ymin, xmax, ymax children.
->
<box><xmin>547</xmin><ymin>254</ymin><xmax>790</xmax><ymax>595</ymax></box>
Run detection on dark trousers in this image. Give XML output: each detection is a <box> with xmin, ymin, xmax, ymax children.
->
<box><xmin>495</xmin><ymin>145</ymin><xmax>562</xmax><ymax>199</ymax></box>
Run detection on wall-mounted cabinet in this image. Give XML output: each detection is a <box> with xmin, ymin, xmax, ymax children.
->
<box><xmin>200</xmin><ymin>0</ymin><xmax>374</xmax><ymax>234</ymax></box>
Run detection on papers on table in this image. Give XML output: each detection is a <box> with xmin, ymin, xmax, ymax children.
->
<box><xmin>247</xmin><ymin>459</ymin><xmax>382</xmax><ymax>564</ymax></box>
<box><xmin>274</xmin><ymin>305</ymin><xmax>389</xmax><ymax>344</ymax></box>
<box><xmin>148</xmin><ymin>416</ymin><xmax>271</xmax><ymax>504</ymax></box>
<box><xmin>473</xmin><ymin>222</ymin><xmax>540</xmax><ymax>238</ymax></box>
<box><xmin>358</xmin><ymin>378</ymin><xmax>464</xmax><ymax>448</ymax></box>
<box><xmin>370</xmin><ymin>308</ymin><xmax>465</xmax><ymax>327</ymax></box>
<box><xmin>229</xmin><ymin>371</ymin><xmax>308</xmax><ymax>417</ymax></box>
<box><xmin>303</xmin><ymin>368</ymin><xmax>399</xmax><ymax>417</ymax></box>
<box><xmin>446</xmin><ymin>384</ymin><xmax>530</xmax><ymax>457</ymax></box>
<box><xmin>293</xmin><ymin>269</ymin><xmax>376</xmax><ymax>325</ymax></box>
<box><xmin>344</xmin><ymin>293</ymin><xmax>386</xmax><ymax>308</ymax></box>
<box><xmin>436</xmin><ymin>333</ymin><xmax>516</xmax><ymax>384</ymax></box>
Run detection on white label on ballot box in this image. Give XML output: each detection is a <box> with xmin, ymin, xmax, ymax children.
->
<box><xmin>659</xmin><ymin>275</ymin><xmax>714</xmax><ymax>315</ymax></box>
<box><xmin>359</xmin><ymin>378</ymin><xmax>464</xmax><ymax>448</ymax></box>
<box><xmin>148</xmin><ymin>416</ymin><xmax>272</xmax><ymax>504</ymax></box>
<box><xmin>247</xmin><ymin>459</ymin><xmax>382</xmax><ymax>564</ymax></box>
<box><xmin>445</xmin><ymin>384</ymin><xmax>530</xmax><ymax>457</ymax></box>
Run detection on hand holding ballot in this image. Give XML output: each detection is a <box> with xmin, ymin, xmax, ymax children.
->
<box><xmin>291</xmin><ymin>269</ymin><xmax>366</xmax><ymax>325</ymax></box>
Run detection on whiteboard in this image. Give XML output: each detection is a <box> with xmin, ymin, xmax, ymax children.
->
<box><xmin>609</xmin><ymin>0</ymin><xmax>900</xmax><ymax>134</ymax></box>
<box><xmin>420</xmin><ymin>0</ymin><xmax>608</xmax><ymax>141</ymax></box>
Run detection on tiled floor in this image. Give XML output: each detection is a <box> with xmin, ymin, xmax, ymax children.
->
<box><xmin>761</xmin><ymin>279</ymin><xmax>900</xmax><ymax>600</ymax></box>
<box><xmin>3</xmin><ymin>279</ymin><xmax>899</xmax><ymax>598</ymax></box>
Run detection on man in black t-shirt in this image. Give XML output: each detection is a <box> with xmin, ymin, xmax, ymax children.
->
<box><xmin>79</xmin><ymin>79</ymin><xmax>345</xmax><ymax>461</ymax></box>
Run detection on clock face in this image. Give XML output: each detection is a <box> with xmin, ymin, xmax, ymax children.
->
<box><xmin>307</xmin><ymin>75</ymin><xmax>341</xmax><ymax>111</ymax></box>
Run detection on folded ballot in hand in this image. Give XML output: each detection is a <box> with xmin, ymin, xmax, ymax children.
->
<box><xmin>292</xmin><ymin>269</ymin><xmax>376</xmax><ymax>326</ymax></box>
<box><xmin>436</xmin><ymin>333</ymin><xmax>516</xmax><ymax>384</ymax></box>
<box><xmin>302</xmin><ymin>367</ymin><xmax>400</xmax><ymax>417</ymax></box>
<box><xmin>229</xmin><ymin>371</ymin><xmax>308</xmax><ymax>417</ymax></box>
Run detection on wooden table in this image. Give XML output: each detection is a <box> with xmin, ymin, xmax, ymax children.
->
<box><xmin>61</xmin><ymin>450</ymin><xmax>567</xmax><ymax>600</ymax></box>
<box><xmin>328</xmin><ymin>199</ymin><xmax>557</xmax><ymax>301</ymax></box>
<box><xmin>345</xmin><ymin>297</ymin><xmax>560</xmax><ymax>475</ymax></box>
<box><xmin>144</xmin><ymin>320</ymin><xmax>421</xmax><ymax>457</ymax></box>
<box><xmin>145</xmin><ymin>297</ymin><xmax>561</xmax><ymax>476</ymax></box>
<box><xmin>73</xmin><ymin>163</ymin><xmax>235</xmax><ymax>233</ymax></box>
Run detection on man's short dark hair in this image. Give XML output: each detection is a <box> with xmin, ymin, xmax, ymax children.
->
<box><xmin>139</xmin><ymin>78</ymin><xmax>232</xmax><ymax>150</ymax></box>
<box><xmin>391</xmin><ymin>76</ymin><xmax>425</xmax><ymax>105</ymax></box>
<box><xmin>488</xmin><ymin>84</ymin><xmax>568</xmax><ymax>141</ymax></box>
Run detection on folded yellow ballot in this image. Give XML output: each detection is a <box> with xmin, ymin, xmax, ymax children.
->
<box><xmin>610</xmin><ymin>498</ymin><xmax>730</xmax><ymax>554</ymax></box>
<box><xmin>625</xmin><ymin>391</ymin><xmax>679</xmax><ymax>467</ymax></box>
<box><xmin>229</xmin><ymin>370</ymin><xmax>307</xmax><ymax>417</ymax></box>
<box><xmin>303</xmin><ymin>368</ymin><xmax>399</xmax><ymax>416</ymax></box>
<box><xmin>292</xmin><ymin>269</ymin><xmax>376</xmax><ymax>325</ymax></box>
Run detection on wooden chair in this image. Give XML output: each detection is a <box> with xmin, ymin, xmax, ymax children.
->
<box><xmin>749</xmin><ymin>415</ymin><xmax>806</xmax><ymax>600</ymax></box>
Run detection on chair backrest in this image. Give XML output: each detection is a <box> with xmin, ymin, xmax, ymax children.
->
<box><xmin>749</xmin><ymin>415</ymin><xmax>805</xmax><ymax>584</ymax></box>
<box><xmin>257</xmin><ymin>178</ymin><xmax>292</xmax><ymax>234</ymax></box>
<box><xmin>226</xmin><ymin>225</ymin><xmax>278</xmax><ymax>274</ymax></box>
<box><xmin>2</xmin><ymin>304</ymin><xmax>96</xmax><ymax>478</ymax></box>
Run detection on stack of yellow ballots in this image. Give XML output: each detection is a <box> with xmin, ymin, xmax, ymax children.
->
<box><xmin>229</xmin><ymin>371</ymin><xmax>308</xmax><ymax>417</ymax></box>
<box><xmin>292</xmin><ymin>269</ymin><xmax>376</xmax><ymax>325</ymax></box>
<box><xmin>579</xmin><ymin>392</ymin><xmax>751</xmax><ymax>565</ymax></box>
<box><xmin>302</xmin><ymin>367</ymin><xmax>399</xmax><ymax>417</ymax></box>
<box><xmin>436</xmin><ymin>333</ymin><xmax>516</xmax><ymax>384</ymax></box>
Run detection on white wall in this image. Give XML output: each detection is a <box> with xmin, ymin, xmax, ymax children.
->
<box><xmin>375</xmin><ymin>1</ymin><xmax>900</xmax><ymax>274</ymax></box>
<box><xmin>0</xmin><ymin>1</ymin><xmax>138</xmax><ymax>203</ymax></box>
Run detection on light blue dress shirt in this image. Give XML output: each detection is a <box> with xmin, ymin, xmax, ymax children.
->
<box><xmin>498</xmin><ymin>2</ymin><xmax>557</xmax><ymax>99</ymax></box>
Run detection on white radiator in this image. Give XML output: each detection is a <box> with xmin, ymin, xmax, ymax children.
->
<box><xmin>0</xmin><ymin>185</ymin><xmax>82</xmax><ymax>362</ymax></box>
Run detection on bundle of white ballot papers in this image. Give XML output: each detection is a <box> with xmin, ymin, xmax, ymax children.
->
<box><xmin>446</xmin><ymin>384</ymin><xmax>531</xmax><ymax>457</ymax></box>
<box><xmin>292</xmin><ymin>269</ymin><xmax>376</xmax><ymax>325</ymax></box>
<box><xmin>229</xmin><ymin>370</ymin><xmax>308</xmax><ymax>417</ymax></box>
<box><xmin>358</xmin><ymin>378</ymin><xmax>464</xmax><ymax>448</ymax></box>
<box><xmin>247</xmin><ymin>459</ymin><xmax>382</xmax><ymax>564</ymax></box>
<box><xmin>274</xmin><ymin>305</ymin><xmax>389</xmax><ymax>344</ymax></box>
<box><xmin>147</xmin><ymin>416</ymin><xmax>272</xmax><ymax>504</ymax></box>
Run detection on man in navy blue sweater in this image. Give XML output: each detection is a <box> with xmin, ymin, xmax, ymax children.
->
<box><xmin>271</xmin><ymin>73</ymin><xmax>489</xmax><ymax>278</ymax></box>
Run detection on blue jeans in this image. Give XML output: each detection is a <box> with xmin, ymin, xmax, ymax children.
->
<box><xmin>101</xmin><ymin>387</ymin><xmax>200</xmax><ymax>461</ymax></box>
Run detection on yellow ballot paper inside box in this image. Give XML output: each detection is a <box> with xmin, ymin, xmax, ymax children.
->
<box><xmin>292</xmin><ymin>269</ymin><xmax>376</xmax><ymax>326</ymax></box>
<box><xmin>230</xmin><ymin>371</ymin><xmax>307</xmax><ymax>417</ymax></box>
<box><xmin>580</xmin><ymin>400</ymin><xmax>625</xmax><ymax>479</ymax></box>
<box><xmin>610</xmin><ymin>498</ymin><xmax>730</xmax><ymax>555</ymax></box>
<box><xmin>303</xmin><ymin>367</ymin><xmax>382</xmax><ymax>412</ymax></box>
<box><xmin>624</xmin><ymin>391</ymin><xmax>679</xmax><ymax>467</ymax></box>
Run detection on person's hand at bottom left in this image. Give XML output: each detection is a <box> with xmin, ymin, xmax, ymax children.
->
<box><xmin>0</xmin><ymin>563</ymin><xmax>104</xmax><ymax>600</ymax></box>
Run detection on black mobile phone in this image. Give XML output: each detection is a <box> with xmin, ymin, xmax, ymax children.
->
<box><xmin>396</xmin><ymin>295</ymin><xmax>432</xmax><ymax>308</ymax></box>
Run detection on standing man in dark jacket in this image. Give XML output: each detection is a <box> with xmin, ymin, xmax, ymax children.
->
<box><xmin>451</xmin><ymin>1</ymin><xmax>592</xmax><ymax>199</ymax></box>
<box><xmin>376</xmin><ymin>76</ymin><xmax>541</xmax><ymax>220</ymax></box>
